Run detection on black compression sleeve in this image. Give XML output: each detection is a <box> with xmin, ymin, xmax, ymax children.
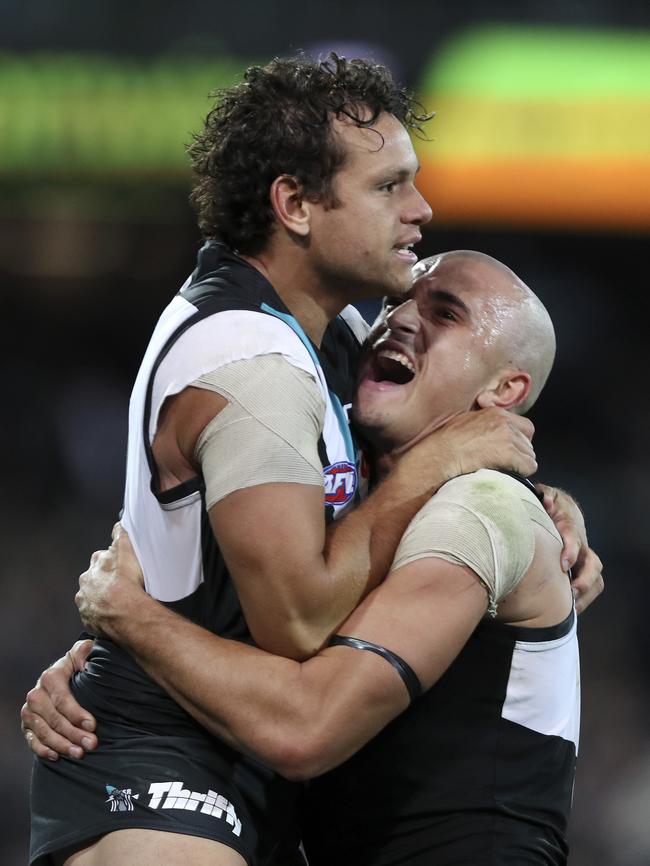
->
<box><xmin>328</xmin><ymin>634</ymin><xmax>422</xmax><ymax>702</ymax></box>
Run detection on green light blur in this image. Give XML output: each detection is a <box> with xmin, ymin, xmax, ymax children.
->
<box><xmin>0</xmin><ymin>53</ymin><xmax>255</xmax><ymax>174</ymax></box>
<box><xmin>420</xmin><ymin>26</ymin><xmax>650</xmax><ymax>97</ymax></box>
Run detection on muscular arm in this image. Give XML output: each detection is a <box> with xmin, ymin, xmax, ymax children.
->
<box><xmin>79</xmin><ymin>415</ymin><xmax>526</xmax><ymax>668</ymax></box>
<box><xmin>23</xmin><ymin>474</ymin><xmax>592</xmax><ymax>764</ymax></box>
<box><xmin>72</xmin><ymin>473</ymin><xmax>570</xmax><ymax>778</ymax></box>
<box><xmin>22</xmin><ymin>550</ymin><xmax>484</xmax><ymax>770</ymax></box>
<box><xmin>147</xmin><ymin>359</ymin><xmax>538</xmax><ymax>659</ymax></box>
<box><xmin>79</xmin><ymin>532</ymin><xmax>489</xmax><ymax>780</ymax></box>
<box><xmin>147</xmin><ymin>557</ymin><xmax>490</xmax><ymax>779</ymax></box>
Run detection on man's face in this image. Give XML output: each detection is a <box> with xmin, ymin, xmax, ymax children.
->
<box><xmin>307</xmin><ymin>112</ymin><xmax>432</xmax><ymax>300</ymax></box>
<box><xmin>353</xmin><ymin>254</ymin><xmax>519</xmax><ymax>451</ymax></box>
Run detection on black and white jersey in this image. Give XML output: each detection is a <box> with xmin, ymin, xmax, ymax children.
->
<box><xmin>302</xmin><ymin>609</ymin><xmax>580</xmax><ymax>866</ymax></box>
<box><xmin>92</xmin><ymin>240</ymin><xmax>366</xmax><ymax>731</ymax></box>
<box><xmin>29</xmin><ymin>240</ymin><xmax>353</xmax><ymax>865</ymax></box>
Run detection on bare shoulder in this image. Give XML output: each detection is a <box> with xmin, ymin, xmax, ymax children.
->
<box><xmin>397</xmin><ymin>469</ymin><xmax>571</xmax><ymax>629</ymax></box>
<box><xmin>489</xmin><ymin>472</ymin><xmax>572</xmax><ymax>627</ymax></box>
<box><xmin>153</xmin><ymin>386</ymin><xmax>228</xmax><ymax>489</ymax></box>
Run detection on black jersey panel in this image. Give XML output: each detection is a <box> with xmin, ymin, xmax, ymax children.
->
<box><xmin>164</xmin><ymin>500</ymin><xmax>252</xmax><ymax>639</ymax></box>
<box><xmin>302</xmin><ymin>812</ymin><xmax>568</xmax><ymax>866</ymax></box>
<box><xmin>302</xmin><ymin>618</ymin><xmax>575</xmax><ymax>866</ymax></box>
<box><xmin>71</xmin><ymin>639</ymin><xmax>215</xmax><ymax>738</ymax></box>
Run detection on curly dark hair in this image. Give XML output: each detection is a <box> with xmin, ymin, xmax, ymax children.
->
<box><xmin>187</xmin><ymin>53</ymin><xmax>431</xmax><ymax>255</ymax></box>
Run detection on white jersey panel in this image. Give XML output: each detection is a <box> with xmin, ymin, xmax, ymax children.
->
<box><xmin>339</xmin><ymin>304</ymin><xmax>371</xmax><ymax>344</ymax></box>
<box><xmin>501</xmin><ymin>613</ymin><xmax>581</xmax><ymax>750</ymax></box>
<box><xmin>148</xmin><ymin>307</ymin><xmax>321</xmax><ymax>440</ymax></box>
<box><xmin>122</xmin><ymin>492</ymin><xmax>205</xmax><ymax>603</ymax></box>
<box><xmin>122</xmin><ymin>297</ymin><xmax>356</xmax><ymax>603</ymax></box>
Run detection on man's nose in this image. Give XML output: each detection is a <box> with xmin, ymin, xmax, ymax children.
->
<box><xmin>386</xmin><ymin>298</ymin><xmax>420</xmax><ymax>335</ymax></box>
<box><xmin>404</xmin><ymin>186</ymin><xmax>433</xmax><ymax>227</ymax></box>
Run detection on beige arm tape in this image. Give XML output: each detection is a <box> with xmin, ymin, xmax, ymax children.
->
<box><xmin>391</xmin><ymin>469</ymin><xmax>560</xmax><ymax>616</ymax></box>
<box><xmin>192</xmin><ymin>355</ymin><xmax>326</xmax><ymax>510</ymax></box>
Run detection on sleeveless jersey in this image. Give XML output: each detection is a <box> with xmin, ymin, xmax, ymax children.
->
<box><xmin>301</xmin><ymin>481</ymin><xmax>580</xmax><ymax>866</ymax></box>
<box><xmin>92</xmin><ymin>239</ymin><xmax>366</xmax><ymax>732</ymax></box>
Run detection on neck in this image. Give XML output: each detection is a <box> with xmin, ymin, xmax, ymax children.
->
<box><xmin>242</xmin><ymin>243</ymin><xmax>347</xmax><ymax>347</ymax></box>
<box><xmin>364</xmin><ymin>412</ymin><xmax>461</xmax><ymax>483</ymax></box>
<box><xmin>373</xmin><ymin>449</ymin><xmax>398</xmax><ymax>483</ymax></box>
<box><xmin>364</xmin><ymin>434</ymin><xmax>419</xmax><ymax>484</ymax></box>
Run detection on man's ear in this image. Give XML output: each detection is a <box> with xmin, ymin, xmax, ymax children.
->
<box><xmin>269</xmin><ymin>175</ymin><xmax>310</xmax><ymax>238</ymax></box>
<box><xmin>476</xmin><ymin>370</ymin><xmax>532</xmax><ymax>411</ymax></box>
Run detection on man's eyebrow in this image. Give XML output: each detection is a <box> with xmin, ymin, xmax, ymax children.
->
<box><xmin>373</xmin><ymin>163</ymin><xmax>420</xmax><ymax>183</ymax></box>
<box><xmin>427</xmin><ymin>289</ymin><xmax>470</xmax><ymax>316</ymax></box>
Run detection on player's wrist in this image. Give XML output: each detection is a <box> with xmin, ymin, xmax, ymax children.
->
<box><xmin>112</xmin><ymin>591</ymin><xmax>184</xmax><ymax>660</ymax></box>
<box><xmin>76</xmin><ymin>573</ymin><xmax>142</xmax><ymax>642</ymax></box>
<box><xmin>103</xmin><ymin>580</ymin><xmax>155</xmax><ymax>642</ymax></box>
<box><xmin>390</xmin><ymin>443</ymin><xmax>453</xmax><ymax>497</ymax></box>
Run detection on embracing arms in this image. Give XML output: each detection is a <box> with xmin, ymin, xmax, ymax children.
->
<box><xmin>24</xmin><ymin>525</ymin><xmax>490</xmax><ymax>779</ymax></box>
<box><xmin>118</xmin><ymin>359</ymin><xmax>540</xmax><ymax>660</ymax></box>
<box><xmin>205</xmin><ymin>404</ymin><xmax>538</xmax><ymax>658</ymax></box>
<box><xmin>23</xmin><ymin>480</ymin><xmax>602</xmax><ymax>769</ymax></box>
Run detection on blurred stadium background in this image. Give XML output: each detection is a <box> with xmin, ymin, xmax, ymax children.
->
<box><xmin>2</xmin><ymin>2</ymin><xmax>649</xmax><ymax>863</ymax></box>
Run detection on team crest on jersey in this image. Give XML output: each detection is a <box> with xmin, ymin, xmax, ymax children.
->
<box><xmin>323</xmin><ymin>461</ymin><xmax>357</xmax><ymax>505</ymax></box>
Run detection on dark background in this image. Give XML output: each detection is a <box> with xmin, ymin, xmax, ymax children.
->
<box><xmin>2</xmin><ymin>2</ymin><xmax>649</xmax><ymax>864</ymax></box>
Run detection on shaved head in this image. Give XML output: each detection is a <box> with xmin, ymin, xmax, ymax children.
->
<box><xmin>354</xmin><ymin>248</ymin><xmax>557</xmax><ymax>453</ymax></box>
<box><xmin>413</xmin><ymin>251</ymin><xmax>556</xmax><ymax>413</ymax></box>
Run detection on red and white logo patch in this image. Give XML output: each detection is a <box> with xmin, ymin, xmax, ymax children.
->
<box><xmin>323</xmin><ymin>461</ymin><xmax>357</xmax><ymax>506</ymax></box>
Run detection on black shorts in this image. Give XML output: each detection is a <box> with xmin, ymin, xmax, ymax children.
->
<box><xmin>30</xmin><ymin>646</ymin><xmax>301</xmax><ymax>866</ymax></box>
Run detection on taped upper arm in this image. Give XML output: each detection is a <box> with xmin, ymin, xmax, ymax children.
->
<box><xmin>192</xmin><ymin>354</ymin><xmax>326</xmax><ymax>509</ymax></box>
<box><xmin>391</xmin><ymin>469</ymin><xmax>538</xmax><ymax>615</ymax></box>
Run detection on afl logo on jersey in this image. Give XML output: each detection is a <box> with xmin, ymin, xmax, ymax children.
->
<box><xmin>323</xmin><ymin>461</ymin><xmax>357</xmax><ymax>506</ymax></box>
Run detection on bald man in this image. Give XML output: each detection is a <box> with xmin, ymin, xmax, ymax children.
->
<box><xmin>43</xmin><ymin>251</ymin><xmax>579</xmax><ymax>865</ymax></box>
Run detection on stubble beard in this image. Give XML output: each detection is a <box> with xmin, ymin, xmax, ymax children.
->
<box><xmin>318</xmin><ymin>251</ymin><xmax>410</xmax><ymax>304</ymax></box>
<box><xmin>351</xmin><ymin>399</ymin><xmax>402</xmax><ymax>454</ymax></box>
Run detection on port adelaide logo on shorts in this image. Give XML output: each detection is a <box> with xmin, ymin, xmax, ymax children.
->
<box><xmin>323</xmin><ymin>461</ymin><xmax>357</xmax><ymax>505</ymax></box>
<box><xmin>104</xmin><ymin>781</ymin><xmax>242</xmax><ymax>836</ymax></box>
<box><xmin>105</xmin><ymin>785</ymin><xmax>138</xmax><ymax>812</ymax></box>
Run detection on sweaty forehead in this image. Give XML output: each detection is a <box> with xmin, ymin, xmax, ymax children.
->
<box><xmin>416</xmin><ymin>255</ymin><xmax>518</xmax><ymax>306</ymax></box>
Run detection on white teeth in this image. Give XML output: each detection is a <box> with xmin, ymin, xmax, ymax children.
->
<box><xmin>378</xmin><ymin>349</ymin><xmax>415</xmax><ymax>373</ymax></box>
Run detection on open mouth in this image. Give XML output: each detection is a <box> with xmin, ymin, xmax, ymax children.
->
<box><xmin>367</xmin><ymin>349</ymin><xmax>415</xmax><ymax>385</ymax></box>
<box><xmin>393</xmin><ymin>243</ymin><xmax>418</xmax><ymax>264</ymax></box>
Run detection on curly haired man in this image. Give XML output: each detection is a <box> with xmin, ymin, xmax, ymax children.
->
<box><xmin>26</xmin><ymin>55</ymin><xmax>594</xmax><ymax>866</ymax></box>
